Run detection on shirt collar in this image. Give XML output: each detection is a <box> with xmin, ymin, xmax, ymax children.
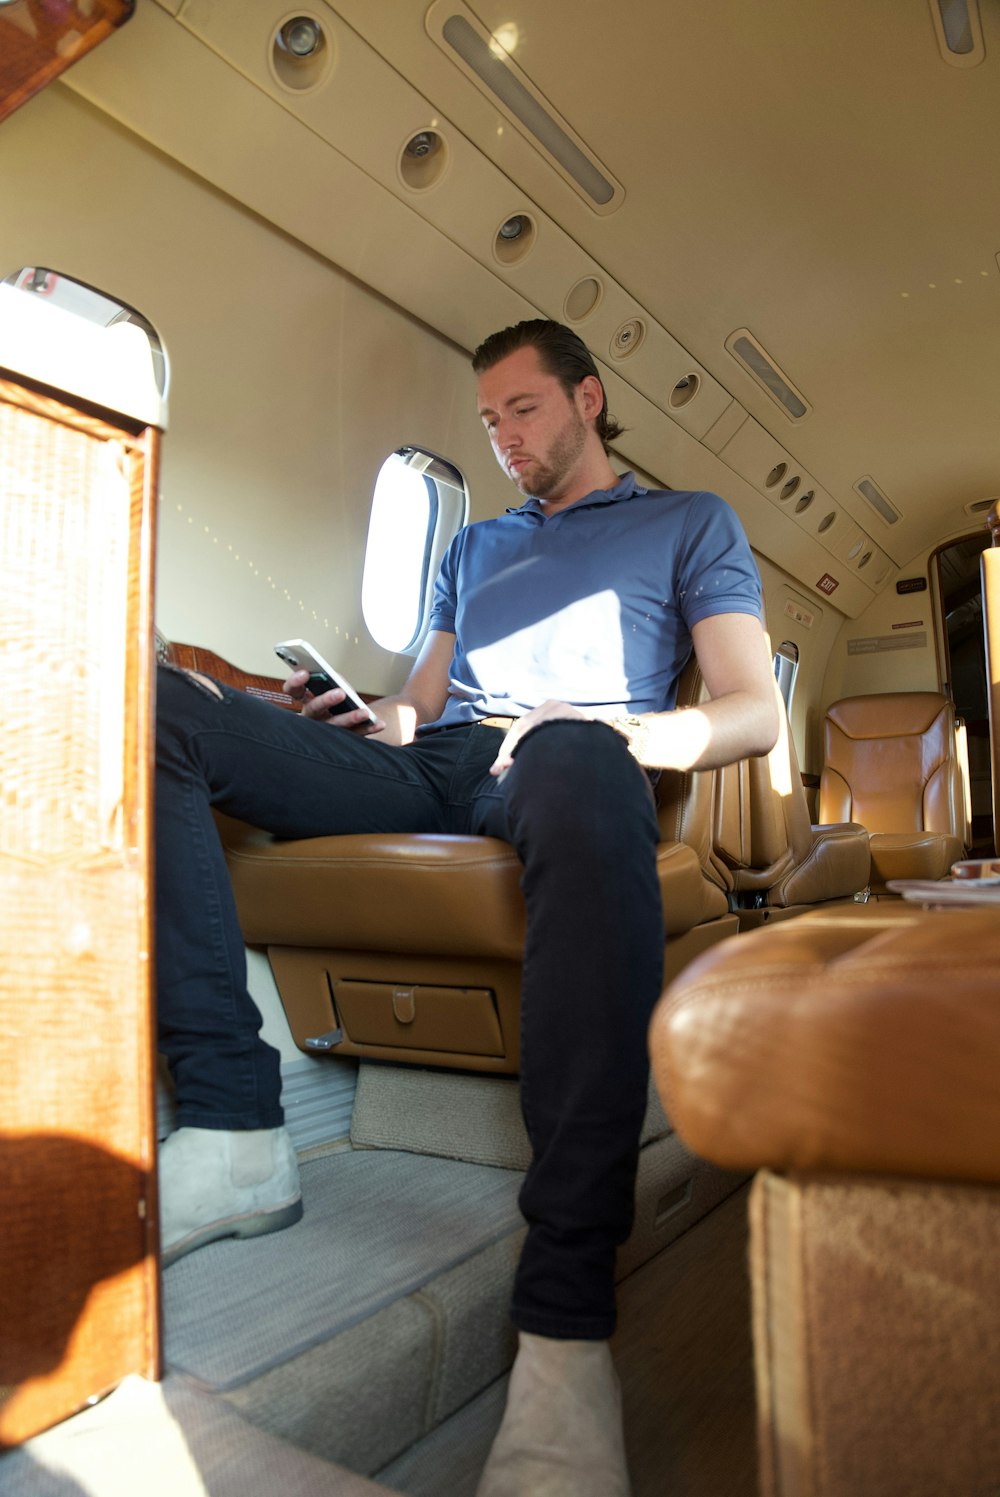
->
<box><xmin>505</xmin><ymin>470</ymin><xmax>645</xmax><ymax>516</ymax></box>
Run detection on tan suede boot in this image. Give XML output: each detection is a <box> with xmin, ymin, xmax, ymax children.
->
<box><xmin>476</xmin><ymin>1332</ymin><xmax>631</xmax><ymax>1497</ymax></box>
<box><xmin>159</xmin><ymin>1125</ymin><xmax>303</xmax><ymax>1268</ymax></box>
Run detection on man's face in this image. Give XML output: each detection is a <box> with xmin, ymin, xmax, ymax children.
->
<box><xmin>476</xmin><ymin>345</ymin><xmax>590</xmax><ymax>502</ymax></box>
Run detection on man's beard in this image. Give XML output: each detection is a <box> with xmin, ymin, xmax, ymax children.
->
<box><xmin>509</xmin><ymin>409</ymin><xmax>588</xmax><ymax>499</ymax></box>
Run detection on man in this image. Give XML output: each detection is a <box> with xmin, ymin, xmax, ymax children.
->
<box><xmin>155</xmin><ymin>319</ymin><xmax>778</xmax><ymax>1496</ymax></box>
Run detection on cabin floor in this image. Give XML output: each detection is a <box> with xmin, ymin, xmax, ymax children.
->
<box><xmin>7</xmin><ymin>1059</ymin><xmax>757</xmax><ymax>1497</ymax></box>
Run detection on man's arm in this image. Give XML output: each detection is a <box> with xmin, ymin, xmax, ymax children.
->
<box><xmin>620</xmin><ymin>612</ymin><xmax>780</xmax><ymax>770</ymax></box>
<box><xmin>487</xmin><ymin>612</ymin><xmax>779</xmax><ymax>778</ymax></box>
<box><xmin>290</xmin><ymin>630</ymin><xmax>455</xmax><ymax>745</ymax></box>
<box><xmin>368</xmin><ymin>630</ymin><xmax>455</xmax><ymax>745</ymax></box>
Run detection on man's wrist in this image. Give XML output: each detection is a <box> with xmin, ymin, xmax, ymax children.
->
<box><xmin>613</xmin><ymin>713</ymin><xmax>649</xmax><ymax>764</ymax></box>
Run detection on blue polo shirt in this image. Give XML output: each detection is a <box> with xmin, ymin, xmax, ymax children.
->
<box><xmin>421</xmin><ymin>472</ymin><xmax>763</xmax><ymax>732</ymax></box>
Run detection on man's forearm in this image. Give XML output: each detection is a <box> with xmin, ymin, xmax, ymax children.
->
<box><xmin>364</xmin><ymin>692</ymin><xmax>429</xmax><ymax>746</ymax></box>
<box><xmin>615</xmin><ymin>690</ymin><xmax>780</xmax><ymax>772</ymax></box>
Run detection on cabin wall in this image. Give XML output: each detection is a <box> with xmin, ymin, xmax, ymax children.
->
<box><xmin>0</xmin><ymin>86</ymin><xmax>513</xmax><ymax>691</ymax></box>
<box><xmin>4</xmin><ymin>84</ymin><xmax>856</xmax><ymax>728</ymax></box>
<box><xmin>822</xmin><ymin>560</ymin><xmax>939</xmax><ymax>693</ymax></box>
<box><xmin>799</xmin><ymin>554</ymin><xmax>943</xmax><ymax>772</ymax></box>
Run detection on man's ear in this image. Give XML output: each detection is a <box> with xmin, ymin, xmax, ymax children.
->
<box><xmin>576</xmin><ymin>373</ymin><xmax>605</xmax><ymax>425</ymax></box>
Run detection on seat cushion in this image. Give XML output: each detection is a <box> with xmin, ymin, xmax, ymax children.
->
<box><xmin>220</xmin><ymin>819</ymin><xmax>728</xmax><ymax>953</ymax></box>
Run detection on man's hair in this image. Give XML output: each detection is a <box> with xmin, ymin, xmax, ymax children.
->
<box><xmin>471</xmin><ymin>319</ymin><xmax>624</xmax><ymax>452</ymax></box>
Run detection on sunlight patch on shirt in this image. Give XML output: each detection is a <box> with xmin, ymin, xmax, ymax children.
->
<box><xmin>466</xmin><ymin>589</ymin><xmax>627</xmax><ymax>709</ymax></box>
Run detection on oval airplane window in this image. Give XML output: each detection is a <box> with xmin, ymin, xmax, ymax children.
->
<box><xmin>362</xmin><ymin>448</ymin><xmax>467</xmax><ymax>655</ymax></box>
<box><xmin>3</xmin><ymin>265</ymin><xmax>169</xmax><ymax>398</ymax></box>
<box><xmin>773</xmin><ymin>639</ymin><xmax>799</xmax><ymax>710</ymax></box>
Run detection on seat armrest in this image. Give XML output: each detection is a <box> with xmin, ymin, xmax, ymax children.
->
<box><xmin>869</xmin><ymin>831</ymin><xmax>964</xmax><ymax>885</ymax></box>
<box><xmin>650</xmin><ymin>906</ymin><xmax>1000</xmax><ymax>1184</ymax></box>
<box><xmin>771</xmin><ymin>822</ymin><xmax>870</xmax><ymax>907</ymax></box>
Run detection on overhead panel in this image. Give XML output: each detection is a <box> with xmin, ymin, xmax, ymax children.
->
<box><xmin>66</xmin><ymin>0</ymin><xmax>898</xmax><ymax>614</ymax></box>
<box><xmin>719</xmin><ymin>416</ymin><xmax>895</xmax><ymax>604</ymax></box>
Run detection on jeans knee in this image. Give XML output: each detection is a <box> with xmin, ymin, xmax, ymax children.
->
<box><xmin>505</xmin><ymin>719</ymin><xmax>658</xmax><ymax>855</ymax></box>
<box><xmin>159</xmin><ymin>661</ymin><xmax>223</xmax><ymax>700</ymax></box>
<box><xmin>512</xmin><ymin>718</ymin><xmax>636</xmax><ymax>795</ymax></box>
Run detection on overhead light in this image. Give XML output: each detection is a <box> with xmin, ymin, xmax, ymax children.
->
<box><xmin>928</xmin><ymin>0</ymin><xmax>984</xmax><ymax>67</ymax></box>
<box><xmin>855</xmin><ymin>476</ymin><xmax>900</xmax><ymax>526</ymax></box>
<box><xmin>427</xmin><ymin>2</ymin><xmax>623</xmax><ymax>212</ymax></box>
<box><xmin>488</xmin><ymin>22</ymin><xmax>520</xmax><ymax>59</ymax></box>
<box><xmin>278</xmin><ymin>16</ymin><xmax>323</xmax><ymax>57</ymax></box>
<box><xmin>725</xmin><ymin>329</ymin><xmax>812</xmax><ymax>422</ymax></box>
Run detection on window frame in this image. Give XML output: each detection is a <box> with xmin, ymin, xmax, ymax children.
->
<box><xmin>361</xmin><ymin>445</ymin><xmax>468</xmax><ymax>656</ymax></box>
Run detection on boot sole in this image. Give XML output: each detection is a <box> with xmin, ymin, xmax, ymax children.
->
<box><xmin>163</xmin><ymin>1195</ymin><xmax>304</xmax><ymax>1269</ymax></box>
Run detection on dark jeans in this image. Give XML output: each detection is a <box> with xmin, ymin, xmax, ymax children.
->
<box><xmin>154</xmin><ymin>664</ymin><xmax>666</xmax><ymax>1338</ymax></box>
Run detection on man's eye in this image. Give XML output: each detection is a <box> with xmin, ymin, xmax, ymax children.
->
<box><xmin>515</xmin><ymin>406</ymin><xmax>534</xmax><ymax>417</ymax></box>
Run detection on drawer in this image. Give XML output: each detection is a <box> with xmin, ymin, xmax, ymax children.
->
<box><xmin>333</xmin><ymin>979</ymin><xmax>504</xmax><ymax>1057</ymax></box>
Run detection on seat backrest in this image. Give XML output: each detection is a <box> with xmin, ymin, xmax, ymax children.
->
<box><xmin>654</xmin><ymin>656</ymin><xmax>733</xmax><ymax>900</ymax></box>
<box><xmin>711</xmin><ymin>679</ymin><xmax>870</xmax><ymax>907</ymax></box>
<box><xmin>819</xmin><ymin>692</ymin><xmax>965</xmax><ymax>839</ymax></box>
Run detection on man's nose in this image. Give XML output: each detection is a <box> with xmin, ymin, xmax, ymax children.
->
<box><xmin>496</xmin><ymin>416</ymin><xmax>520</xmax><ymax>450</ymax></box>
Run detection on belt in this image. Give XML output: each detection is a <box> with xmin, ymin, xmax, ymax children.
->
<box><xmin>478</xmin><ymin>715</ymin><xmax>517</xmax><ymax>730</ymax></box>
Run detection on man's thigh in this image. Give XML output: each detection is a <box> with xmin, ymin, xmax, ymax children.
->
<box><xmin>157</xmin><ymin>665</ymin><xmax>451</xmax><ymax>839</ymax></box>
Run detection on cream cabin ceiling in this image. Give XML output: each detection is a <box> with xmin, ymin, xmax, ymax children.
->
<box><xmin>337</xmin><ymin>0</ymin><xmax>1000</xmax><ymax>563</ymax></box>
<box><xmin>66</xmin><ymin>0</ymin><xmax>1000</xmax><ymax>588</ymax></box>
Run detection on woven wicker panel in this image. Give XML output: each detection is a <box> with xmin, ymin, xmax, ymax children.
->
<box><xmin>0</xmin><ymin>379</ymin><xmax>159</xmax><ymax>1445</ymax></box>
<box><xmin>0</xmin><ymin>401</ymin><xmax>133</xmax><ymax>862</ymax></box>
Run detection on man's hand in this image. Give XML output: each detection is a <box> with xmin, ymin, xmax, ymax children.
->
<box><xmin>489</xmin><ymin>700</ymin><xmax>588</xmax><ymax>777</ymax></box>
<box><xmin>283</xmin><ymin>669</ymin><xmax>385</xmax><ymax>735</ymax></box>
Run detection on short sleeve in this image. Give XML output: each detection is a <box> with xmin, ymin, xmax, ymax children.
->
<box><xmin>676</xmin><ymin>493</ymin><xmax>763</xmax><ymax>629</ymax></box>
<box><xmin>427</xmin><ymin>529</ymin><xmax>463</xmax><ymax>634</ymax></box>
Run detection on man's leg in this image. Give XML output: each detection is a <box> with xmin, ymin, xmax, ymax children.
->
<box><xmin>471</xmin><ymin>720</ymin><xmax>665</xmax><ymax>1496</ymax></box>
<box><xmin>154</xmin><ymin>665</ymin><xmax>449</xmax><ymax>1262</ymax></box>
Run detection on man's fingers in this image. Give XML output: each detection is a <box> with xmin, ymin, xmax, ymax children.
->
<box><xmin>282</xmin><ymin>668</ymin><xmax>311</xmax><ymax>700</ymax></box>
<box><xmin>489</xmin><ymin>724</ymin><xmax>522</xmax><ymax>776</ymax></box>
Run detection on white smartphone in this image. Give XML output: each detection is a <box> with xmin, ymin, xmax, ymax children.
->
<box><xmin>274</xmin><ymin>639</ymin><xmax>377</xmax><ymax>724</ymax></box>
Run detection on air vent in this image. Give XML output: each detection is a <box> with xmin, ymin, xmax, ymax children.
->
<box><xmin>493</xmin><ymin>212</ymin><xmax>536</xmax><ymax>265</ymax></box>
<box><xmin>399</xmin><ymin>129</ymin><xmax>449</xmax><ymax>191</ymax></box>
<box><xmin>610</xmin><ymin>319</ymin><xmax>645</xmax><ymax>359</ymax></box>
<box><xmin>965</xmin><ymin>496</ymin><xmax>997</xmax><ymax>516</ymax></box>
<box><xmin>669</xmin><ymin>373</ymin><xmax>700</xmax><ymax>408</ymax></box>
<box><xmin>428</xmin><ymin>2</ymin><xmax>623</xmax><ymax>211</ymax></box>
<box><xmin>725</xmin><ymin>330</ymin><xmax>811</xmax><ymax>422</ymax></box>
<box><xmin>855</xmin><ymin>476</ymin><xmax>900</xmax><ymax>526</ymax></box>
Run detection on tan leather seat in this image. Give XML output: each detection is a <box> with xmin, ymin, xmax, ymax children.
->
<box><xmin>650</xmin><ymin>905</ymin><xmax>1000</xmax><ymax>1497</ymax></box>
<box><xmin>220</xmin><ymin>656</ymin><xmax>738</xmax><ymax>1074</ymax></box>
<box><xmin>712</xmin><ymin>681</ymin><xmax>870</xmax><ymax>921</ymax></box>
<box><xmin>819</xmin><ymin>691</ymin><xmax>966</xmax><ymax>891</ymax></box>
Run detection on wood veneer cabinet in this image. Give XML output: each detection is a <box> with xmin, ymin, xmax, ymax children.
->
<box><xmin>0</xmin><ymin>0</ymin><xmax>133</xmax><ymax>126</ymax></box>
<box><xmin>0</xmin><ymin>318</ymin><xmax>162</xmax><ymax>1444</ymax></box>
